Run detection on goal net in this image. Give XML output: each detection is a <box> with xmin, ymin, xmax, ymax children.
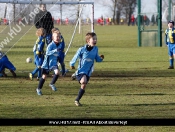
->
<box><xmin>0</xmin><ymin>0</ymin><xmax>94</xmax><ymax>74</ymax></box>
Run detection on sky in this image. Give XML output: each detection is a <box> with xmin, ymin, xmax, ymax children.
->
<box><xmin>0</xmin><ymin>0</ymin><xmax>168</xmax><ymax>20</ymax></box>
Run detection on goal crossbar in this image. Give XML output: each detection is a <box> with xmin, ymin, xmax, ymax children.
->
<box><xmin>0</xmin><ymin>0</ymin><xmax>94</xmax><ymax>5</ymax></box>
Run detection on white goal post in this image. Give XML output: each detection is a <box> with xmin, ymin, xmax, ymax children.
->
<box><xmin>0</xmin><ymin>0</ymin><xmax>94</xmax><ymax>32</ymax></box>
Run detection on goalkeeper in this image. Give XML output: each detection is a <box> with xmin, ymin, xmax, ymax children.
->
<box><xmin>29</xmin><ymin>28</ymin><xmax>46</xmax><ymax>81</ymax></box>
<box><xmin>0</xmin><ymin>51</ymin><xmax>16</xmax><ymax>77</ymax></box>
<box><xmin>165</xmin><ymin>20</ymin><xmax>175</xmax><ymax>69</ymax></box>
<box><xmin>70</xmin><ymin>32</ymin><xmax>104</xmax><ymax>106</ymax></box>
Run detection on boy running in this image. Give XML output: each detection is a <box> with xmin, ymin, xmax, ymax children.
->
<box><xmin>70</xmin><ymin>32</ymin><xmax>104</xmax><ymax>106</ymax></box>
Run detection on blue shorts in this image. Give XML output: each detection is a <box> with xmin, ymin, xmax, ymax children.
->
<box><xmin>168</xmin><ymin>44</ymin><xmax>175</xmax><ymax>56</ymax></box>
<box><xmin>42</xmin><ymin>65</ymin><xmax>59</xmax><ymax>75</ymax></box>
<box><xmin>0</xmin><ymin>55</ymin><xmax>16</xmax><ymax>72</ymax></box>
<box><xmin>76</xmin><ymin>74</ymin><xmax>90</xmax><ymax>84</ymax></box>
<box><xmin>34</xmin><ymin>51</ymin><xmax>44</xmax><ymax>67</ymax></box>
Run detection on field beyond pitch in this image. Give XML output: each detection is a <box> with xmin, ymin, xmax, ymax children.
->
<box><xmin>1</xmin><ymin>25</ymin><xmax>175</xmax><ymax>131</ymax></box>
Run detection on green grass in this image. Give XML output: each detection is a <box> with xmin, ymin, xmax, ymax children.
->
<box><xmin>1</xmin><ymin>25</ymin><xmax>175</xmax><ymax>131</ymax></box>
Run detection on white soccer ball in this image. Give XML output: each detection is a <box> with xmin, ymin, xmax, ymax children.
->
<box><xmin>26</xmin><ymin>57</ymin><xmax>32</xmax><ymax>63</ymax></box>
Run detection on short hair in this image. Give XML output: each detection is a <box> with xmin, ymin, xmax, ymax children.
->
<box><xmin>52</xmin><ymin>30</ymin><xmax>61</xmax><ymax>35</ymax></box>
<box><xmin>51</xmin><ymin>27</ymin><xmax>60</xmax><ymax>34</ymax></box>
<box><xmin>39</xmin><ymin>4</ymin><xmax>46</xmax><ymax>8</ymax></box>
<box><xmin>85</xmin><ymin>32</ymin><xmax>96</xmax><ymax>42</ymax></box>
<box><xmin>36</xmin><ymin>28</ymin><xmax>46</xmax><ymax>37</ymax></box>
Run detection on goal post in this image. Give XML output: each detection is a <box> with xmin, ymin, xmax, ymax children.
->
<box><xmin>0</xmin><ymin>0</ymin><xmax>95</xmax><ymax>74</ymax></box>
<box><xmin>0</xmin><ymin>0</ymin><xmax>94</xmax><ymax>56</ymax></box>
<box><xmin>0</xmin><ymin>0</ymin><xmax>94</xmax><ymax>32</ymax></box>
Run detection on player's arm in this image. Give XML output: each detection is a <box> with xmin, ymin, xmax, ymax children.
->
<box><xmin>59</xmin><ymin>36</ymin><xmax>65</xmax><ymax>51</ymax></box>
<box><xmin>47</xmin><ymin>12</ymin><xmax>54</xmax><ymax>30</ymax></box>
<box><xmin>70</xmin><ymin>47</ymin><xmax>82</xmax><ymax>69</ymax></box>
<box><xmin>94</xmin><ymin>47</ymin><xmax>104</xmax><ymax>62</ymax></box>
<box><xmin>34</xmin><ymin>14</ymin><xmax>41</xmax><ymax>29</ymax></box>
<box><xmin>37</xmin><ymin>36</ymin><xmax>45</xmax><ymax>54</ymax></box>
<box><xmin>165</xmin><ymin>29</ymin><xmax>168</xmax><ymax>46</ymax></box>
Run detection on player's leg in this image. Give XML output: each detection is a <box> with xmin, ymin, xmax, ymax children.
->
<box><xmin>37</xmin><ymin>67</ymin><xmax>42</xmax><ymax>81</ymax></box>
<box><xmin>75</xmin><ymin>74</ymin><xmax>89</xmax><ymax>106</ymax></box>
<box><xmin>172</xmin><ymin>45</ymin><xmax>175</xmax><ymax>69</ymax></box>
<box><xmin>29</xmin><ymin>52</ymin><xmax>39</xmax><ymax>80</ymax></box>
<box><xmin>30</xmin><ymin>67</ymin><xmax>39</xmax><ymax>80</ymax></box>
<box><xmin>37</xmin><ymin>55</ymin><xmax>44</xmax><ymax>81</ymax></box>
<box><xmin>49</xmin><ymin>66</ymin><xmax>60</xmax><ymax>91</ymax></box>
<box><xmin>3</xmin><ymin>56</ymin><xmax>16</xmax><ymax>77</ymax></box>
<box><xmin>36</xmin><ymin>69</ymin><xmax>48</xmax><ymax>95</ymax></box>
<box><xmin>168</xmin><ymin>45</ymin><xmax>174</xmax><ymax>69</ymax></box>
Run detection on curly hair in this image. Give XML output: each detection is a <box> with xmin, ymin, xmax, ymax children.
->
<box><xmin>36</xmin><ymin>28</ymin><xmax>46</xmax><ymax>37</ymax></box>
<box><xmin>85</xmin><ymin>32</ymin><xmax>96</xmax><ymax>43</ymax></box>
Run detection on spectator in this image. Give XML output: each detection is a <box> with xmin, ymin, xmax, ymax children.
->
<box><xmin>34</xmin><ymin>4</ymin><xmax>54</xmax><ymax>46</ymax></box>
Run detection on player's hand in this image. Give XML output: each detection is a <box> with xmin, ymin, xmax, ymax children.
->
<box><xmin>70</xmin><ymin>66</ymin><xmax>75</xmax><ymax>69</ymax></box>
<box><xmin>36</xmin><ymin>51</ymin><xmax>41</xmax><ymax>55</ymax></box>
<box><xmin>100</xmin><ymin>55</ymin><xmax>104</xmax><ymax>59</ymax></box>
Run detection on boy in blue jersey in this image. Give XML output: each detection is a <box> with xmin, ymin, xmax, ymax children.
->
<box><xmin>36</xmin><ymin>30</ymin><xmax>61</xmax><ymax>95</ymax></box>
<box><xmin>70</xmin><ymin>32</ymin><xmax>104</xmax><ymax>106</ymax></box>
<box><xmin>0</xmin><ymin>51</ymin><xmax>16</xmax><ymax>77</ymax></box>
<box><xmin>29</xmin><ymin>28</ymin><xmax>46</xmax><ymax>81</ymax></box>
<box><xmin>165</xmin><ymin>20</ymin><xmax>175</xmax><ymax>69</ymax></box>
<box><xmin>51</xmin><ymin>28</ymin><xmax>66</xmax><ymax>76</ymax></box>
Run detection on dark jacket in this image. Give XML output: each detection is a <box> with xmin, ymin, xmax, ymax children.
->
<box><xmin>34</xmin><ymin>10</ymin><xmax>54</xmax><ymax>34</ymax></box>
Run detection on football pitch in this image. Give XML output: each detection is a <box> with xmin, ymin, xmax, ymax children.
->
<box><xmin>1</xmin><ymin>25</ymin><xmax>175</xmax><ymax>131</ymax></box>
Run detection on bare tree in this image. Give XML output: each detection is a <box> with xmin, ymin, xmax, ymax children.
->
<box><xmin>4</xmin><ymin>3</ymin><xmax>7</xmax><ymax>18</ymax></box>
<box><xmin>96</xmin><ymin>0</ymin><xmax>136</xmax><ymax>25</ymax></box>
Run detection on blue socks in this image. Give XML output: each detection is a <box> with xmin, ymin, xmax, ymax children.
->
<box><xmin>50</xmin><ymin>74</ymin><xmax>59</xmax><ymax>85</ymax></box>
<box><xmin>170</xmin><ymin>58</ymin><xmax>174</xmax><ymax>66</ymax></box>
<box><xmin>38</xmin><ymin>78</ymin><xmax>45</xmax><ymax>89</ymax></box>
<box><xmin>76</xmin><ymin>88</ymin><xmax>85</xmax><ymax>101</ymax></box>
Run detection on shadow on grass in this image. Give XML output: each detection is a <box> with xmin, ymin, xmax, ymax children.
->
<box><xmin>130</xmin><ymin>103</ymin><xmax>175</xmax><ymax>106</ymax></box>
<box><xmin>92</xmin><ymin>70</ymin><xmax>175</xmax><ymax>77</ymax></box>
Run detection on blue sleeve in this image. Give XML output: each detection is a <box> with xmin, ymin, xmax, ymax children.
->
<box><xmin>70</xmin><ymin>47</ymin><xmax>82</xmax><ymax>66</ymax></box>
<box><xmin>46</xmin><ymin>44</ymin><xmax>58</xmax><ymax>56</ymax></box>
<box><xmin>95</xmin><ymin>47</ymin><xmax>103</xmax><ymax>62</ymax></box>
<box><xmin>59</xmin><ymin>36</ymin><xmax>65</xmax><ymax>51</ymax></box>
<box><xmin>165</xmin><ymin>29</ymin><xmax>168</xmax><ymax>45</ymax></box>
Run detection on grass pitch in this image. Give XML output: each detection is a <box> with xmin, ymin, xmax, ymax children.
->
<box><xmin>1</xmin><ymin>25</ymin><xmax>175</xmax><ymax>131</ymax></box>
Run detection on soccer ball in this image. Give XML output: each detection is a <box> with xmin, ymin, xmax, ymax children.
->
<box><xmin>26</xmin><ymin>57</ymin><xmax>32</xmax><ymax>63</ymax></box>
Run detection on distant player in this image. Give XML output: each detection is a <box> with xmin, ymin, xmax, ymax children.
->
<box><xmin>70</xmin><ymin>32</ymin><xmax>104</xmax><ymax>106</ymax></box>
<box><xmin>0</xmin><ymin>51</ymin><xmax>16</xmax><ymax>77</ymax></box>
<box><xmin>165</xmin><ymin>20</ymin><xmax>175</xmax><ymax>69</ymax></box>
<box><xmin>34</xmin><ymin>4</ymin><xmax>54</xmax><ymax>46</ymax></box>
<box><xmin>36</xmin><ymin>30</ymin><xmax>61</xmax><ymax>95</ymax></box>
<box><xmin>51</xmin><ymin>27</ymin><xmax>67</xmax><ymax>76</ymax></box>
<box><xmin>29</xmin><ymin>28</ymin><xmax>46</xmax><ymax>81</ymax></box>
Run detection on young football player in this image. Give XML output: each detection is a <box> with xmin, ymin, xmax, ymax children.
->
<box><xmin>70</xmin><ymin>32</ymin><xmax>104</xmax><ymax>106</ymax></box>
<box><xmin>165</xmin><ymin>20</ymin><xmax>175</xmax><ymax>69</ymax></box>
<box><xmin>51</xmin><ymin>27</ymin><xmax>67</xmax><ymax>76</ymax></box>
<box><xmin>0</xmin><ymin>51</ymin><xmax>16</xmax><ymax>77</ymax></box>
<box><xmin>29</xmin><ymin>28</ymin><xmax>46</xmax><ymax>81</ymax></box>
<box><xmin>36</xmin><ymin>30</ymin><xmax>61</xmax><ymax>95</ymax></box>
